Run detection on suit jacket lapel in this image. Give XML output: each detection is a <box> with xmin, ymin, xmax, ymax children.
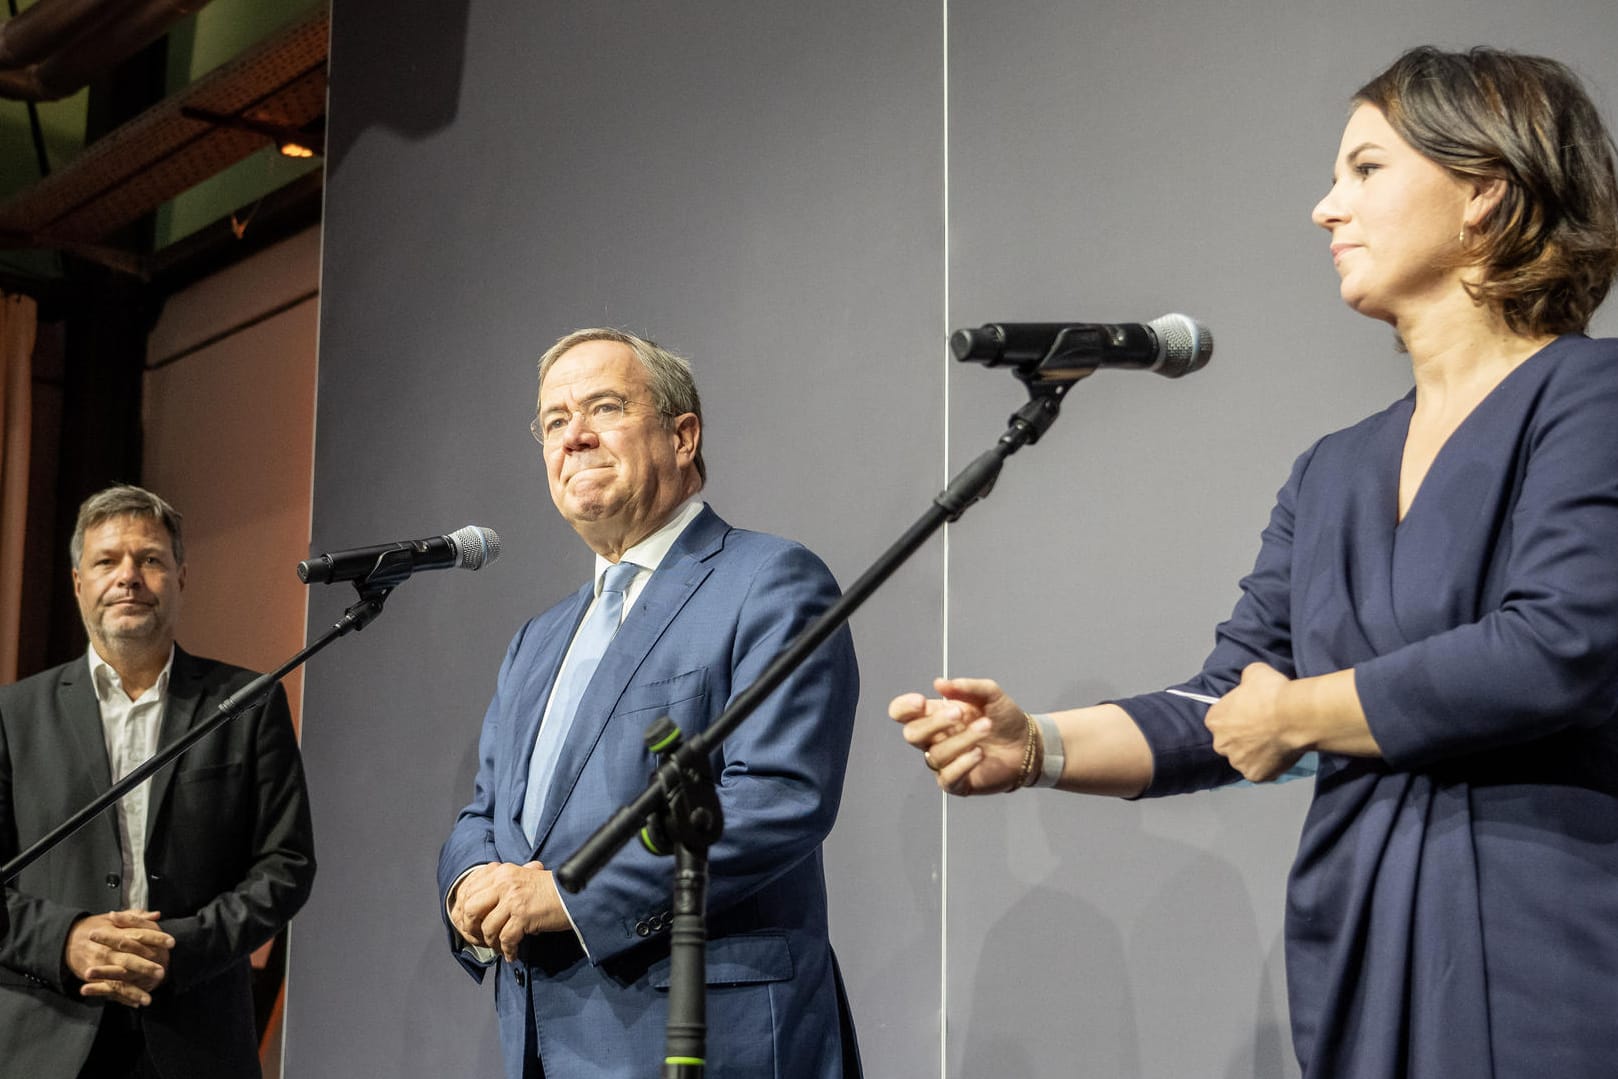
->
<box><xmin>145</xmin><ymin>646</ymin><xmax>206</xmax><ymax>844</ymax></box>
<box><xmin>57</xmin><ymin>657</ymin><xmax>114</xmax><ymax>797</ymax></box>
<box><xmin>530</xmin><ymin>509</ymin><xmax>729</xmax><ymax>851</ymax></box>
<box><xmin>509</xmin><ymin>588</ymin><xmax>591</xmax><ymax>843</ymax></box>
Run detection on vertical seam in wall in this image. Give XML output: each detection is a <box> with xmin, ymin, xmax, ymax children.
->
<box><xmin>938</xmin><ymin>1</ymin><xmax>951</xmax><ymax>1076</ymax></box>
<box><xmin>282</xmin><ymin>205</ymin><xmax>326</xmax><ymax>1079</ymax></box>
<box><xmin>299</xmin><ymin>203</ymin><xmax>329</xmax><ymax>733</ymax></box>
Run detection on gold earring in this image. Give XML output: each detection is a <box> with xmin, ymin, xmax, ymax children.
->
<box><xmin>1458</xmin><ymin>224</ymin><xmax>1468</xmax><ymax>246</ymax></box>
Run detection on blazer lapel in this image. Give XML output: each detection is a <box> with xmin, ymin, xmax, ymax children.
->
<box><xmin>530</xmin><ymin>509</ymin><xmax>729</xmax><ymax>850</ymax></box>
<box><xmin>508</xmin><ymin>588</ymin><xmax>591</xmax><ymax>844</ymax></box>
<box><xmin>145</xmin><ymin>647</ymin><xmax>206</xmax><ymax>843</ymax></box>
<box><xmin>57</xmin><ymin>658</ymin><xmax>114</xmax><ymax>797</ymax></box>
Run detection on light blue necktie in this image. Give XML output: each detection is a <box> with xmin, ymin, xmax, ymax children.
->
<box><xmin>520</xmin><ymin>560</ymin><xmax>640</xmax><ymax>843</ymax></box>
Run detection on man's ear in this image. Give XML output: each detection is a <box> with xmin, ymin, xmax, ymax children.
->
<box><xmin>673</xmin><ymin>413</ymin><xmax>701</xmax><ymax>460</ymax></box>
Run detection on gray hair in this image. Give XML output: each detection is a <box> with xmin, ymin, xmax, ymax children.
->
<box><xmin>537</xmin><ymin>327</ymin><xmax>706</xmax><ymax>483</ymax></box>
<box><xmin>70</xmin><ymin>485</ymin><xmax>186</xmax><ymax>567</ymax></box>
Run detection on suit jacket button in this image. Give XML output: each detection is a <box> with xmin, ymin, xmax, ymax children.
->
<box><xmin>104</xmin><ymin>874</ymin><xmax>120</xmax><ymax>888</ymax></box>
<box><xmin>635</xmin><ymin>921</ymin><xmax>651</xmax><ymax>937</ymax></box>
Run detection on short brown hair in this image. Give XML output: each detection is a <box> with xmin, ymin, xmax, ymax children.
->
<box><xmin>1355</xmin><ymin>46</ymin><xmax>1618</xmax><ymax>336</ymax></box>
<box><xmin>70</xmin><ymin>485</ymin><xmax>185</xmax><ymax>567</ymax></box>
<box><xmin>537</xmin><ymin>328</ymin><xmax>706</xmax><ymax>484</ymax></box>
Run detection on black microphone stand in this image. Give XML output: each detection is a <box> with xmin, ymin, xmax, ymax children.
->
<box><xmin>556</xmin><ymin>375</ymin><xmax>1076</xmax><ymax>1079</ymax></box>
<box><xmin>0</xmin><ymin>548</ymin><xmax>426</xmax><ymax>932</ymax></box>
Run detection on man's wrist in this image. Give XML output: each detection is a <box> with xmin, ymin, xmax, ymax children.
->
<box><xmin>446</xmin><ymin>864</ymin><xmax>487</xmax><ymax>915</ymax></box>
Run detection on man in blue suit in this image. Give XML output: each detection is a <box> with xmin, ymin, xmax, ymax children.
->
<box><xmin>438</xmin><ymin>328</ymin><xmax>861</xmax><ymax>1078</ymax></box>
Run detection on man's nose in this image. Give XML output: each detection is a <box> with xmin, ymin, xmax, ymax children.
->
<box><xmin>561</xmin><ymin>412</ymin><xmax>599</xmax><ymax>449</ymax></box>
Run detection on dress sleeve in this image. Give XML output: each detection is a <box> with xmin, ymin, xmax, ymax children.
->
<box><xmin>1357</xmin><ymin>358</ymin><xmax>1618</xmax><ymax>768</ymax></box>
<box><xmin>1118</xmin><ymin>444</ymin><xmax>1316</xmax><ymax>796</ymax></box>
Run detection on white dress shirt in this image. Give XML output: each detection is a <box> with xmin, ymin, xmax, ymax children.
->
<box><xmin>87</xmin><ymin>645</ymin><xmax>175</xmax><ymax>910</ymax></box>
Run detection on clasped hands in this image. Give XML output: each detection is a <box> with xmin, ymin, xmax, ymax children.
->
<box><xmin>448</xmin><ymin>861</ymin><xmax>570</xmax><ymax>961</ymax></box>
<box><xmin>890</xmin><ymin>663</ymin><xmax>1308</xmax><ymax>791</ymax></box>
<box><xmin>64</xmin><ymin>908</ymin><xmax>173</xmax><ymax>1008</ymax></box>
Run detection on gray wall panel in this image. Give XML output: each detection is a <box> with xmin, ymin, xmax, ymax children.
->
<box><xmin>291</xmin><ymin>3</ymin><xmax>943</xmax><ymax>1077</ymax></box>
<box><xmin>294</xmin><ymin>1</ymin><xmax>1618</xmax><ymax>1076</ymax></box>
<box><xmin>942</xmin><ymin>3</ymin><xmax>1617</xmax><ymax>1077</ymax></box>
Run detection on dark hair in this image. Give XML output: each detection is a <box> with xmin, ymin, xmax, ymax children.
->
<box><xmin>70</xmin><ymin>485</ymin><xmax>185</xmax><ymax>567</ymax></box>
<box><xmin>1355</xmin><ymin>46</ymin><xmax>1618</xmax><ymax>336</ymax></box>
<box><xmin>537</xmin><ymin>328</ymin><xmax>706</xmax><ymax>484</ymax></box>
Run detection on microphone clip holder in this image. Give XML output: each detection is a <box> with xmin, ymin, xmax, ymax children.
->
<box><xmin>1001</xmin><ymin>376</ymin><xmax>1072</xmax><ymax>451</ymax></box>
<box><xmin>349</xmin><ymin>547</ymin><xmax>419</xmax><ymax>593</ymax></box>
<box><xmin>935</xmin><ymin>377</ymin><xmax>1070</xmax><ymax>521</ymax></box>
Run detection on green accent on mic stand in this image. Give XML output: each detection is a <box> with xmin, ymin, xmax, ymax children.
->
<box><xmin>647</xmin><ymin>725</ymin><xmax>682</xmax><ymax>754</ymax></box>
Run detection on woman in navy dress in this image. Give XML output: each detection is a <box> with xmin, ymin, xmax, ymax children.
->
<box><xmin>891</xmin><ymin>47</ymin><xmax>1618</xmax><ymax>1079</ymax></box>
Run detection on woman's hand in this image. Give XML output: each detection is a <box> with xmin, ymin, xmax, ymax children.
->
<box><xmin>889</xmin><ymin>677</ymin><xmax>1030</xmax><ymax>795</ymax></box>
<box><xmin>1203</xmin><ymin>663</ymin><xmax>1307</xmax><ymax>782</ymax></box>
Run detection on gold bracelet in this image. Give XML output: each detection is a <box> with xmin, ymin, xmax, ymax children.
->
<box><xmin>1013</xmin><ymin>713</ymin><xmax>1039</xmax><ymax>790</ymax></box>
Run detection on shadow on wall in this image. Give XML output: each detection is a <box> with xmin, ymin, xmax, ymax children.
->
<box><xmin>406</xmin><ymin>929</ymin><xmax>507</xmax><ymax>1078</ymax></box>
<box><xmin>1226</xmin><ymin>925</ymin><xmax>1292</xmax><ymax>1079</ymax></box>
<box><xmin>953</xmin><ymin>790</ymin><xmax>1298</xmax><ymax>1079</ymax></box>
<box><xmin>324</xmin><ymin>2</ymin><xmax>473</xmax><ymax>177</ymax></box>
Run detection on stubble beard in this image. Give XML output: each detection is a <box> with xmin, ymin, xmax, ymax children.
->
<box><xmin>88</xmin><ymin>601</ymin><xmax>164</xmax><ymax>651</ymax></box>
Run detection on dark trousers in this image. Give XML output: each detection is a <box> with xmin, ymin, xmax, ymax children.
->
<box><xmin>77</xmin><ymin>1007</ymin><xmax>160</xmax><ymax>1079</ymax></box>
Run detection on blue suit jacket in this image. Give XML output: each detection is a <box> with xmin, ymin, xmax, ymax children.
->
<box><xmin>438</xmin><ymin>507</ymin><xmax>860</xmax><ymax>1078</ymax></box>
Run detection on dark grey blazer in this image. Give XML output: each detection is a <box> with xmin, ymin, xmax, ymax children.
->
<box><xmin>0</xmin><ymin>646</ymin><xmax>316</xmax><ymax>1079</ymax></box>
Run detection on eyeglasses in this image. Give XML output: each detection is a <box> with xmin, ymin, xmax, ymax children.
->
<box><xmin>531</xmin><ymin>395</ymin><xmax>651</xmax><ymax>446</ymax></box>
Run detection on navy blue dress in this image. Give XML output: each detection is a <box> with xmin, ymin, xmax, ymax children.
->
<box><xmin>1117</xmin><ymin>335</ymin><xmax>1618</xmax><ymax>1078</ymax></box>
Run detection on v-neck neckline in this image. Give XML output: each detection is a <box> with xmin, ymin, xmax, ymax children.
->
<box><xmin>1392</xmin><ymin>336</ymin><xmax>1562</xmax><ymax>530</ymax></box>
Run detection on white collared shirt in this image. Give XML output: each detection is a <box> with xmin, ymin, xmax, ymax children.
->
<box><xmin>86</xmin><ymin>645</ymin><xmax>176</xmax><ymax>910</ymax></box>
<box><xmin>589</xmin><ymin>497</ymin><xmax>707</xmax><ymax>616</ymax></box>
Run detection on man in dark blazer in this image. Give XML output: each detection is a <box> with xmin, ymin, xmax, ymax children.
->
<box><xmin>0</xmin><ymin>485</ymin><xmax>316</xmax><ymax>1078</ymax></box>
<box><xmin>439</xmin><ymin>329</ymin><xmax>861</xmax><ymax>1078</ymax></box>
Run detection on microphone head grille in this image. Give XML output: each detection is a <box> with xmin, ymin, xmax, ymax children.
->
<box><xmin>448</xmin><ymin>525</ymin><xmax>502</xmax><ymax>570</ymax></box>
<box><xmin>1148</xmin><ymin>313</ymin><xmax>1214</xmax><ymax>378</ymax></box>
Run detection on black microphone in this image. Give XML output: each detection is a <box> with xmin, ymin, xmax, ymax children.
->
<box><xmin>298</xmin><ymin>525</ymin><xmax>502</xmax><ymax>585</ymax></box>
<box><xmin>950</xmin><ymin>313</ymin><xmax>1212</xmax><ymax>380</ymax></box>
